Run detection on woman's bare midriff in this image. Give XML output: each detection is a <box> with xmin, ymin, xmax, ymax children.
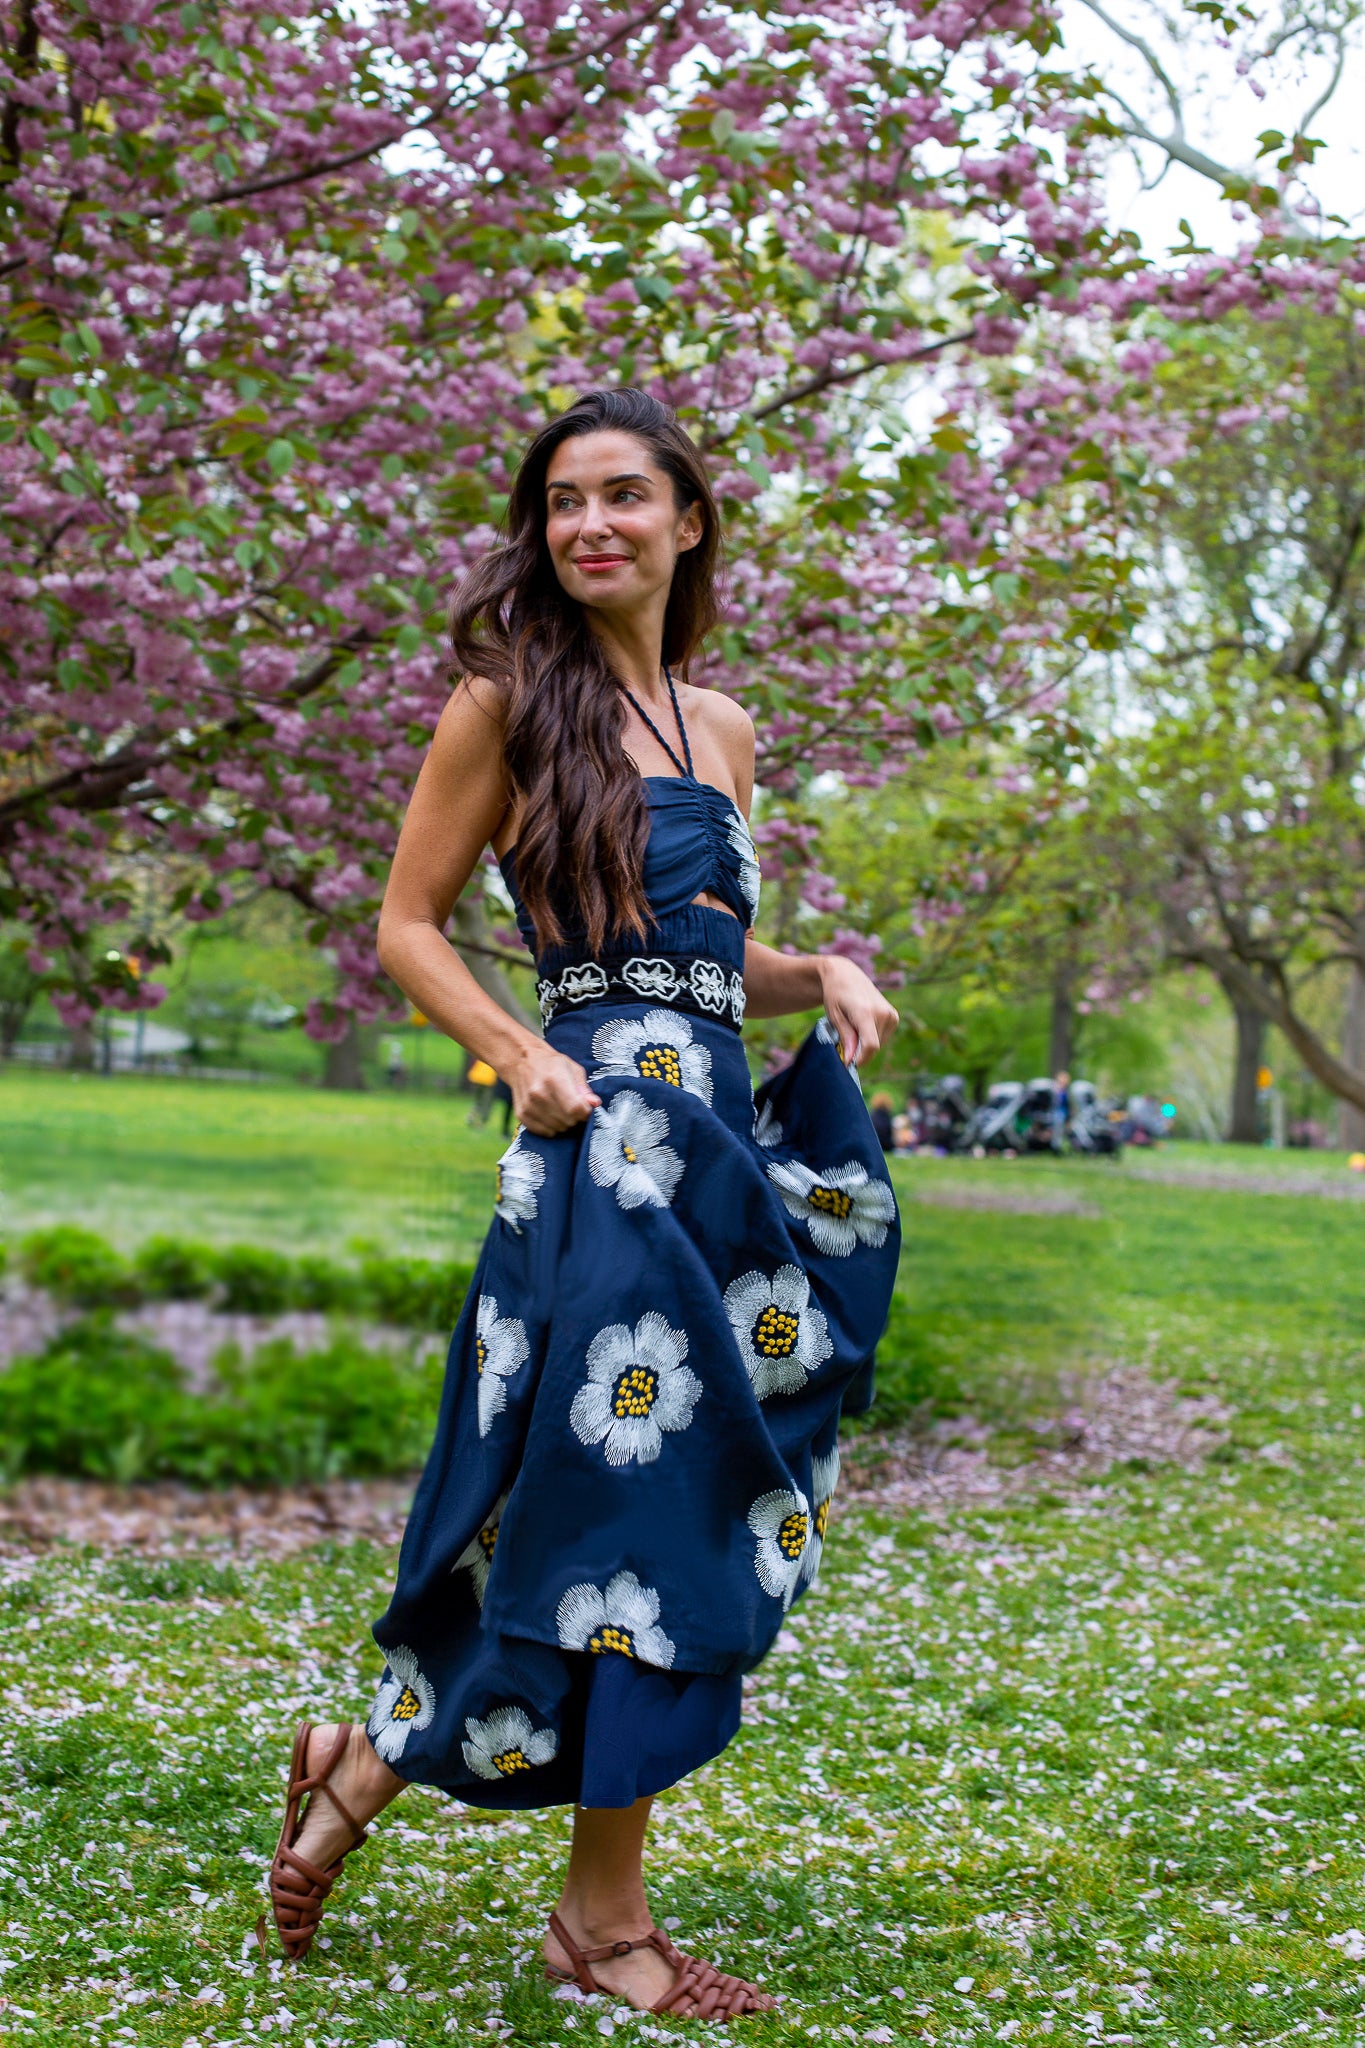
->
<box><xmin>692</xmin><ymin>889</ymin><xmax>741</xmax><ymax>919</ymax></box>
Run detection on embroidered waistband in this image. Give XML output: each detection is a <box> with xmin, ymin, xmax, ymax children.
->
<box><xmin>537</xmin><ymin>951</ymin><xmax>746</xmax><ymax>1031</ymax></box>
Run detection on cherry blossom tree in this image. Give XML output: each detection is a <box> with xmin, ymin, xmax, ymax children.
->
<box><xmin>1</xmin><ymin>0</ymin><xmax>1358</xmax><ymax>1044</ymax></box>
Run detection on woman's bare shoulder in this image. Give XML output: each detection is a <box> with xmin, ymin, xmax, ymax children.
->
<box><xmin>688</xmin><ymin>681</ymin><xmax>754</xmax><ymax>736</ymax></box>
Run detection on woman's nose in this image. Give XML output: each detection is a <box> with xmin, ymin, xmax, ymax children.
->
<box><xmin>579</xmin><ymin>498</ymin><xmax>614</xmax><ymax>540</ymax></box>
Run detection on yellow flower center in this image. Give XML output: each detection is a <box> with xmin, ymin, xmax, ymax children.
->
<box><xmin>494</xmin><ymin>1165</ymin><xmax>503</xmax><ymax>1205</ymax></box>
<box><xmin>777</xmin><ymin>1511</ymin><xmax>809</xmax><ymax>1561</ymax></box>
<box><xmin>622</xmin><ymin>1140</ymin><xmax>638</xmax><ymax>1164</ymax></box>
<box><xmin>478</xmin><ymin>1519</ymin><xmax>499</xmax><ymax>1561</ymax></box>
<box><xmin>589</xmin><ymin>1624</ymin><xmax>636</xmax><ymax>1657</ymax></box>
<box><xmin>391</xmin><ymin>1684</ymin><xmax>422</xmax><ymax>1723</ymax></box>
<box><xmin>752</xmin><ymin>1303</ymin><xmax>800</xmax><ymax>1358</ymax></box>
<box><xmin>638</xmin><ymin>1044</ymin><xmax>683</xmax><ymax>1087</ymax></box>
<box><xmin>815</xmin><ymin>1497</ymin><xmax>831</xmax><ymax>1540</ymax></box>
<box><xmin>493</xmin><ymin>1746</ymin><xmax>530</xmax><ymax>1774</ymax></box>
<box><xmin>475</xmin><ymin>1336</ymin><xmax>487</xmax><ymax>1376</ymax></box>
<box><xmin>613</xmin><ymin>1365</ymin><xmax>658</xmax><ymax>1419</ymax></box>
<box><xmin>808</xmin><ymin>1184</ymin><xmax>853</xmax><ymax>1220</ymax></box>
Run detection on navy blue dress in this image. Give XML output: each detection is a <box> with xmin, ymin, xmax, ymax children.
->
<box><xmin>367</xmin><ymin>772</ymin><xmax>900</xmax><ymax>1808</ymax></box>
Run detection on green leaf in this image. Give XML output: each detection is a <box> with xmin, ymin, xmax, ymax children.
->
<box><xmin>168</xmin><ymin>565</ymin><xmax>201</xmax><ymax>597</ymax></box>
<box><xmin>709</xmin><ymin>108</ymin><xmax>736</xmax><ymax>146</ymax></box>
<box><xmin>634</xmin><ymin>274</ymin><xmax>673</xmax><ymax>308</ymax></box>
<box><xmin>266</xmin><ymin>438</ymin><xmax>295</xmax><ymax>475</ymax></box>
<box><xmin>75</xmin><ymin>323</ymin><xmax>101</xmax><ymax>360</ymax></box>
<box><xmin>380</xmin><ymin>453</ymin><xmax>404</xmax><ymax>482</ymax></box>
<box><xmin>395</xmin><ymin>623</ymin><xmax>424</xmax><ymax>657</ymax></box>
<box><xmin>57</xmin><ymin>658</ymin><xmax>85</xmax><ymax>690</ymax></box>
<box><xmin>28</xmin><ymin>425</ymin><xmax>59</xmax><ymax>460</ymax></box>
<box><xmin>233</xmin><ymin>539</ymin><xmax>263</xmax><ymax>571</ymax></box>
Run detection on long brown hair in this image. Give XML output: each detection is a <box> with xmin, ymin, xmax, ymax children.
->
<box><xmin>450</xmin><ymin>389</ymin><xmax>722</xmax><ymax>953</ymax></box>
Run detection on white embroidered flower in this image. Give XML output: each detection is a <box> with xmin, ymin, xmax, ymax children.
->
<box><xmin>570</xmin><ymin>1311</ymin><xmax>700</xmax><ymax>1466</ymax></box>
<box><xmin>803</xmin><ymin>1445</ymin><xmax>840</xmax><ymax>1587</ymax></box>
<box><xmin>475</xmin><ymin>1293</ymin><xmax>530</xmax><ymax>1437</ymax></box>
<box><xmin>556</xmin><ymin>1568</ymin><xmax>676</xmax><ymax>1668</ymax></box>
<box><xmin>766</xmin><ymin>1158</ymin><xmax>895</xmax><ymax>1256</ymax></box>
<box><xmin>753</xmin><ymin>1099</ymin><xmax>784</xmax><ymax>1149</ymax></box>
<box><xmin>620</xmin><ymin>955</ymin><xmax>682</xmax><ymax>1002</ymax></box>
<box><xmin>367</xmin><ymin>1644</ymin><xmax>436</xmax><ymax>1764</ymax></box>
<box><xmin>495</xmin><ymin>1132</ymin><xmax>545</xmax><ymax>1233</ymax></box>
<box><xmin>723</xmin><ymin>1263</ymin><xmax>833</xmax><ymax>1399</ymax></box>
<box><xmin>462</xmin><ymin>1703</ymin><xmax>558</xmax><ymax>1782</ymax></box>
<box><xmin>453</xmin><ymin>1488</ymin><xmax>509</xmax><ymax>1605</ymax></box>
<box><xmin>589</xmin><ymin>1007</ymin><xmax>713</xmax><ymax>1105</ymax></box>
<box><xmin>688</xmin><ymin>957</ymin><xmax>730</xmax><ymax>1015</ymax></box>
<box><xmin>725</xmin><ymin>807</ymin><xmax>762</xmax><ymax>925</ymax></box>
<box><xmin>588</xmin><ymin>1091</ymin><xmax>683</xmax><ymax>1211</ymax></box>
<box><xmin>748</xmin><ymin>1486</ymin><xmax>811</xmax><ymax>1608</ymax></box>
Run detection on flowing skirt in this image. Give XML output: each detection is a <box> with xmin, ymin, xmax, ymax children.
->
<box><xmin>368</xmin><ymin>998</ymin><xmax>900</xmax><ymax>1808</ymax></box>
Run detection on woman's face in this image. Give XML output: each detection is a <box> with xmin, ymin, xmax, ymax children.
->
<box><xmin>543</xmin><ymin>429</ymin><xmax>702</xmax><ymax>617</ymax></box>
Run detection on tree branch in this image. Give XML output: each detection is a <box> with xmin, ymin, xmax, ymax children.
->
<box><xmin>0</xmin><ymin>634</ymin><xmax>373</xmax><ymax>846</ymax></box>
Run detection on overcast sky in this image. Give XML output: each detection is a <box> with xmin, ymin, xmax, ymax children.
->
<box><xmin>1055</xmin><ymin>0</ymin><xmax>1365</xmax><ymax>256</ymax></box>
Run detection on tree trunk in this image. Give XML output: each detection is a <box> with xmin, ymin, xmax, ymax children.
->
<box><xmin>323</xmin><ymin>1017</ymin><xmax>365</xmax><ymax>1090</ymax></box>
<box><xmin>1048</xmin><ymin>965</ymin><xmax>1076</xmax><ymax>1078</ymax></box>
<box><xmin>1342</xmin><ymin>965</ymin><xmax>1365</xmax><ymax>1152</ymax></box>
<box><xmin>1174</xmin><ymin>935</ymin><xmax>1365</xmax><ymax>1116</ymax></box>
<box><xmin>1227</xmin><ymin>998</ymin><xmax>1265</xmax><ymax>1144</ymax></box>
<box><xmin>67</xmin><ymin>1019</ymin><xmax>95</xmax><ymax>1070</ymax></box>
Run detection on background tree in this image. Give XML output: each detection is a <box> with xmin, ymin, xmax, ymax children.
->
<box><xmin>3</xmin><ymin>0</ymin><xmax>1357</xmax><ymax>1063</ymax></box>
<box><xmin>1106</xmin><ymin>305</ymin><xmax>1365</xmax><ymax>1128</ymax></box>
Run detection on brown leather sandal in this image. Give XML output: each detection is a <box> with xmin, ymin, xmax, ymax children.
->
<box><xmin>256</xmin><ymin>1722</ymin><xmax>369</xmax><ymax>1962</ymax></box>
<box><xmin>545</xmin><ymin>1909</ymin><xmax>777</xmax><ymax>2020</ymax></box>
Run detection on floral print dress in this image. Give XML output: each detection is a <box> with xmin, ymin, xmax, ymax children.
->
<box><xmin>368</xmin><ymin>771</ymin><xmax>900</xmax><ymax>1808</ymax></box>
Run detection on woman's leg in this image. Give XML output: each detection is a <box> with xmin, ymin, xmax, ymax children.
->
<box><xmin>288</xmin><ymin>1723</ymin><xmax>406</xmax><ymax>1869</ymax></box>
<box><xmin>542</xmin><ymin>1798</ymin><xmax>680</xmax><ymax>2010</ymax></box>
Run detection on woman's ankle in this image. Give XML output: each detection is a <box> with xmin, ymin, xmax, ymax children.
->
<box><xmin>553</xmin><ymin>1890</ymin><xmax>653</xmax><ymax>1945</ymax></box>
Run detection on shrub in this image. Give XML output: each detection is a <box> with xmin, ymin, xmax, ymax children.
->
<box><xmin>291</xmin><ymin>1253</ymin><xmax>366</xmax><ymax>1314</ymax></box>
<box><xmin>19</xmin><ymin>1226</ymin><xmax>140</xmax><ymax>1308</ymax></box>
<box><xmin>0</xmin><ymin>1315</ymin><xmax>442</xmax><ymax>1487</ymax></box>
<box><xmin>0</xmin><ymin>1316</ymin><xmax>183</xmax><ymax>1481</ymax></box>
<box><xmin>15</xmin><ymin>1225</ymin><xmax>473</xmax><ymax>1331</ymax></box>
<box><xmin>211</xmin><ymin>1243</ymin><xmax>294</xmax><ymax>1314</ymax></box>
<box><xmin>133</xmin><ymin>1235</ymin><xmax>217</xmax><ymax>1300</ymax></box>
<box><xmin>359</xmin><ymin>1254</ymin><xmax>473</xmax><ymax>1330</ymax></box>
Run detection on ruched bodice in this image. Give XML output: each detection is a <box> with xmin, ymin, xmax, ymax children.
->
<box><xmin>498</xmin><ymin>776</ymin><xmax>761</xmax><ymax>971</ymax></box>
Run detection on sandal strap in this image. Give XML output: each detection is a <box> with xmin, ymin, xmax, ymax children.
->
<box><xmin>651</xmin><ymin>1946</ymin><xmax>773</xmax><ymax>2019</ymax></box>
<box><xmin>545</xmin><ymin>1914</ymin><xmax>774</xmax><ymax>2017</ymax></box>
<box><xmin>290</xmin><ymin>1723</ymin><xmax>366</xmax><ymax>1841</ymax></box>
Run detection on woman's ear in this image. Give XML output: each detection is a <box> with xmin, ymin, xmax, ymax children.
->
<box><xmin>676</xmin><ymin>501</ymin><xmax>704</xmax><ymax>554</ymax></box>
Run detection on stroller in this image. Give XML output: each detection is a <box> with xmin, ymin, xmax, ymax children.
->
<box><xmin>956</xmin><ymin>1080</ymin><xmax>1029</xmax><ymax>1154</ymax></box>
<box><xmin>910</xmin><ymin>1074</ymin><xmax>973</xmax><ymax>1152</ymax></box>
<box><xmin>1066</xmin><ymin>1080</ymin><xmax>1125</xmax><ymax>1155</ymax></box>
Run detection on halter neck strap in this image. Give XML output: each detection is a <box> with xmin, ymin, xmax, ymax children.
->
<box><xmin>621</xmin><ymin>666</ymin><xmax>695</xmax><ymax>781</ymax></box>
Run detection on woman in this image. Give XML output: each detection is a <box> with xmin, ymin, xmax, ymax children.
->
<box><xmin>260</xmin><ymin>388</ymin><xmax>901</xmax><ymax>2019</ymax></box>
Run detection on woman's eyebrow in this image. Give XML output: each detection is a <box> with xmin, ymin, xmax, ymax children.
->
<box><xmin>546</xmin><ymin>471</ymin><xmax>653</xmax><ymax>492</ymax></box>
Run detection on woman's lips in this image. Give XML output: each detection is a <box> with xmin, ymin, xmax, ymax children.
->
<box><xmin>575</xmin><ymin>555</ymin><xmax>631</xmax><ymax>573</ymax></box>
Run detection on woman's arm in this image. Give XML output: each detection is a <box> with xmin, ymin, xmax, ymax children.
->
<box><xmin>376</xmin><ymin>681</ymin><xmax>601</xmax><ymax>1136</ymax></box>
<box><xmin>743</xmin><ymin>942</ymin><xmax>898</xmax><ymax>1066</ymax></box>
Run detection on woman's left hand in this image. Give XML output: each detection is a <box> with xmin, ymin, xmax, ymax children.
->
<box><xmin>818</xmin><ymin>956</ymin><xmax>899</xmax><ymax>1067</ymax></box>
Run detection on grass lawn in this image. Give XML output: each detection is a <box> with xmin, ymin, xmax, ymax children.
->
<box><xmin>3</xmin><ymin>1071</ymin><xmax>1365</xmax><ymax>2043</ymax></box>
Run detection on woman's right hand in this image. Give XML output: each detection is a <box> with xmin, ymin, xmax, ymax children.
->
<box><xmin>508</xmin><ymin>1041</ymin><xmax>602</xmax><ymax>1136</ymax></box>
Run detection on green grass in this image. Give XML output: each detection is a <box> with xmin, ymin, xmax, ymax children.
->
<box><xmin>5</xmin><ymin>1074</ymin><xmax>1365</xmax><ymax>2041</ymax></box>
<box><xmin>1</xmin><ymin>1066</ymin><xmax>510</xmax><ymax>1257</ymax></box>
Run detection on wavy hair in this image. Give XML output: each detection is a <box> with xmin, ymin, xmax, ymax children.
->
<box><xmin>450</xmin><ymin>389</ymin><xmax>722</xmax><ymax>953</ymax></box>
